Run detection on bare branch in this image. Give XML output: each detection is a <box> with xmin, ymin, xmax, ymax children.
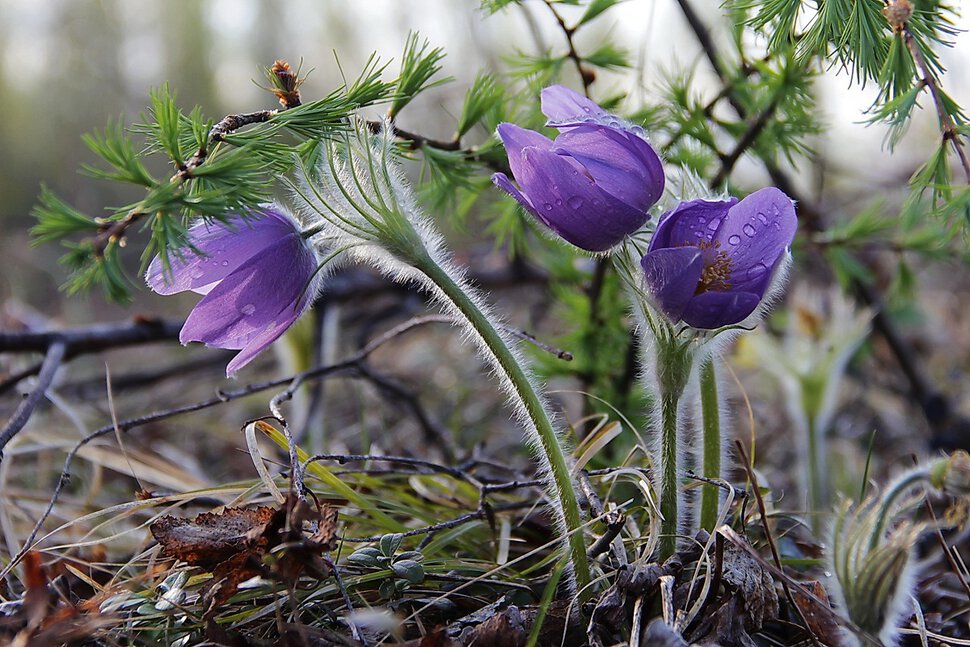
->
<box><xmin>0</xmin><ymin>342</ymin><xmax>66</xmax><ymax>459</ymax></box>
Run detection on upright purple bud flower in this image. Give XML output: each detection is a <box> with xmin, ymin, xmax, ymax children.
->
<box><xmin>640</xmin><ymin>187</ymin><xmax>797</xmax><ymax>329</ymax></box>
<box><xmin>492</xmin><ymin>85</ymin><xmax>665</xmax><ymax>252</ymax></box>
<box><xmin>146</xmin><ymin>208</ymin><xmax>322</xmax><ymax>375</ymax></box>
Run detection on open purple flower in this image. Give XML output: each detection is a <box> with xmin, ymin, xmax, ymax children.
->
<box><xmin>640</xmin><ymin>187</ymin><xmax>797</xmax><ymax>329</ymax></box>
<box><xmin>146</xmin><ymin>208</ymin><xmax>321</xmax><ymax>375</ymax></box>
<box><xmin>492</xmin><ymin>85</ymin><xmax>664</xmax><ymax>252</ymax></box>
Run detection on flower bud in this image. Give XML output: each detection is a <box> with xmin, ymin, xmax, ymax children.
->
<box><xmin>929</xmin><ymin>450</ymin><xmax>970</xmax><ymax>497</ymax></box>
<box><xmin>492</xmin><ymin>85</ymin><xmax>664</xmax><ymax>252</ymax></box>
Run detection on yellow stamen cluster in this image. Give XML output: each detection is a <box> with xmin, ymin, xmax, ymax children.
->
<box><xmin>696</xmin><ymin>241</ymin><xmax>733</xmax><ymax>294</ymax></box>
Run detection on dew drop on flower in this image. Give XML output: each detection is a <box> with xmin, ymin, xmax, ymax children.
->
<box><xmin>742</xmin><ymin>223</ymin><xmax>757</xmax><ymax>237</ymax></box>
<box><xmin>567</xmin><ymin>196</ymin><xmax>585</xmax><ymax>210</ymax></box>
<box><xmin>756</xmin><ymin>211</ymin><xmax>769</xmax><ymax>225</ymax></box>
<box><xmin>240</xmin><ymin>303</ymin><xmax>256</xmax><ymax>316</ymax></box>
<box><xmin>746</xmin><ymin>263</ymin><xmax>768</xmax><ymax>280</ymax></box>
<box><xmin>543</xmin><ymin>203</ymin><xmax>554</xmax><ymax>211</ymax></box>
<box><xmin>728</xmin><ymin>234</ymin><xmax>742</xmax><ymax>245</ymax></box>
<box><xmin>221</xmin><ymin>260</ymin><xmax>229</xmax><ymax>267</ymax></box>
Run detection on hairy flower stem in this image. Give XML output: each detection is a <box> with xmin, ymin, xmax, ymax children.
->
<box><xmin>659</xmin><ymin>390</ymin><xmax>682</xmax><ymax>561</ymax></box>
<box><xmin>415</xmin><ymin>256</ymin><xmax>591</xmax><ymax>598</ymax></box>
<box><xmin>655</xmin><ymin>335</ymin><xmax>693</xmax><ymax>562</ymax></box>
<box><xmin>699</xmin><ymin>358</ymin><xmax>721</xmax><ymax>531</ymax></box>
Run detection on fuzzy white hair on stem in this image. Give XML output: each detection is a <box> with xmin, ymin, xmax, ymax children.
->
<box><xmin>285</xmin><ymin>119</ymin><xmax>589</xmax><ymax>592</ymax></box>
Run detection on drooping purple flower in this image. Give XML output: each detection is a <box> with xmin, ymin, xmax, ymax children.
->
<box><xmin>492</xmin><ymin>85</ymin><xmax>664</xmax><ymax>252</ymax></box>
<box><xmin>146</xmin><ymin>208</ymin><xmax>321</xmax><ymax>375</ymax></box>
<box><xmin>640</xmin><ymin>187</ymin><xmax>797</xmax><ymax>329</ymax></box>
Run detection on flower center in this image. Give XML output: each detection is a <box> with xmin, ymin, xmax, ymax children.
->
<box><xmin>695</xmin><ymin>241</ymin><xmax>732</xmax><ymax>294</ymax></box>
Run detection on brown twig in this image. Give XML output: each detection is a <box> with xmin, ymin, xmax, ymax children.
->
<box><xmin>0</xmin><ymin>342</ymin><xmax>66</xmax><ymax>460</ymax></box>
<box><xmin>735</xmin><ymin>441</ymin><xmax>823</xmax><ymax>647</ymax></box>
<box><xmin>900</xmin><ymin>25</ymin><xmax>970</xmax><ymax>184</ymax></box>
<box><xmin>0</xmin><ymin>314</ymin><xmax>452</xmax><ymax>581</ymax></box>
<box><xmin>91</xmin><ymin>96</ymin><xmax>282</xmax><ymax>258</ymax></box>
<box><xmin>543</xmin><ymin>0</ymin><xmax>594</xmax><ymax>95</ymax></box>
<box><xmin>710</xmin><ymin>93</ymin><xmax>781</xmax><ymax>187</ymax></box>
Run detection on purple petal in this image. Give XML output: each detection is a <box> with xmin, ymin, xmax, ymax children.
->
<box><xmin>513</xmin><ymin>145</ymin><xmax>650</xmax><ymax>251</ymax></box>
<box><xmin>552</xmin><ymin>126</ymin><xmax>664</xmax><ymax>211</ymax></box>
<box><xmin>680</xmin><ymin>291</ymin><xmax>762</xmax><ymax>329</ymax></box>
<box><xmin>146</xmin><ymin>210</ymin><xmax>296</xmax><ymax>296</ymax></box>
<box><xmin>540</xmin><ymin>85</ymin><xmax>607</xmax><ymax>122</ymax></box>
<box><xmin>224</xmin><ymin>308</ymin><xmax>303</xmax><ymax>374</ymax></box>
<box><xmin>649</xmin><ymin>199</ymin><xmax>736</xmax><ymax>252</ymax></box>
<box><xmin>496</xmin><ymin>123</ymin><xmax>554</xmax><ymax>185</ymax></box>
<box><xmin>640</xmin><ymin>247</ymin><xmax>705</xmax><ymax>323</ymax></box>
<box><xmin>179</xmin><ymin>232</ymin><xmax>318</xmax><ymax>374</ymax></box>
<box><xmin>492</xmin><ymin>172</ymin><xmax>541</xmax><ymax>218</ymax></box>
<box><xmin>711</xmin><ymin>187</ymin><xmax>797</xmax><ymax>292</ymax></box>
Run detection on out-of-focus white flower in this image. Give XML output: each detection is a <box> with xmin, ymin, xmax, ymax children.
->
<box><xmin>745</xmin><ymin>284</ymin><xmax>872</xmax><ymax>524</ymax></box>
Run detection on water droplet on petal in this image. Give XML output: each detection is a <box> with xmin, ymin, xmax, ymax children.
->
<box><xmin>728</xmin><ymin>234</ymin><xmax>741</xmax><ymax>246</ymax></box>
<box><xmin>240</xmin><ymin>303</ymin><xmax>256</xmax><ymax>316</ymax></box>
<box><xmin>543</xmin><ymin>202</ymin><xmax>554</xmax><ymax>212</ymax></box>
<box><xmin>582</xmin><ymin>106</ymin><xmax>591</xmax><ymax>113</ymax></box>
<box><xmin>221</xmin><ymin>260</ymin><xmax>229</xmax><ymax>267</ymax></box>
<box><xmin>772</xmin><ymin>222</ymin><xmax>781</xmax><ymax>231</ymax></box>
<box><xmin>567</xmin><ymin>196</ymin><xmax>585</xmax><ymax>210</ymax></box>
<box><xmin>742</xmin><ymin>223</ymin><xmax>757</xmax><ymax>237</ymax></box>
<box><xmin>708</xmin><ymin>220</ymin><xmax>719</xmax><ymax>231</ymax></box>
<box><xmin>746</xmin><ymin>263</ymin><xmax>768</xmax><ymax>280</ymax></box>
<box><xmin>756</xmin><ymin>211</ymin><xmax>769</xmax><ymax>225</ymax></box>
<box><xmin>555</xmin><ymin>198</ymin><xmax>563</xmax><ymax>206</ymax></box>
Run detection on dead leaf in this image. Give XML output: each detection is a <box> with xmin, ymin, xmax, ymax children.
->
<box><xmin>151</xmin><ymin>506</ymin><xmax>276</xmax><ymax>570</ymax></box>
<box><xmin>791</xmin><ymin>580</ymin><xmax>844</xmax><ymax>647</ymax></box>
<box><xmin>720</xmin><ymin>540</ymin><xmax>779</xmax><ymax>631</ymax></box>
<box><xmin>643</xmin><ymin>618</ymin><xmax>689</xmax><ymax>647</ymax></box>
<box><xmin>150</xmin><ymin>498</ymin><xmax>339</xmax><ymax>619</ymax></box>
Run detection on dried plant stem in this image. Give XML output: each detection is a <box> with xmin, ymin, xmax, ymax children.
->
<box><xmin>416</xmin><ymin>257</ymin><xmax>591</xmax><ymax>599</ymax></box>
<box><xmin>698</xmin><ymin>358</ymin><xmax>721</xmax><ymax>532</ymax></box>
<box><xmin>0</xmin><ymin>341</ymin><xmax>66</xmax><ymax>460</ymax></box>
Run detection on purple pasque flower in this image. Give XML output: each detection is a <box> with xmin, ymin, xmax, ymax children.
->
<box><xmin>492</xmin><ymin>85</ymin><xmax>664</xmax><ymax>252</ymax></box>
<box><xmin>146</xmin><ymin>207</ymin><xmax>321</xmax><ymax>375</ymax></box>
<box><xmin>640</xmin><ymin>187</ymin><xmax>797</xmax><ymax>329</ymax></box>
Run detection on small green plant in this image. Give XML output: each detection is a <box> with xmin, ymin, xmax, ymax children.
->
<box><xmin>347</xmin><ymin>533</ymin><xmax>426</xmax><ymax>600</ymax></box>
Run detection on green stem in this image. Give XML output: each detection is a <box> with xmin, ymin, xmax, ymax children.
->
<box><xmin>805</xmin><ymin>407</ymin><xmax>823</xmax><ymax>536</ymax></box>
<box><xmin>652</xmin><ymin>330</ymin><xmax>693</xmax><ymax>563</ymax></box>
<box><xmin>659</xmin><ymin>389</ymin><xmax>681</xmax><ymax>561</ymax></box>
<box><xmin>417</xmin><ymin>257</ymin><xmax>591</xmax><ymax>598</ymax></box>
<box><xmin>699</xmin><ymin>358</ymin><xmax>721</xmax><ymax>532</ymax></box>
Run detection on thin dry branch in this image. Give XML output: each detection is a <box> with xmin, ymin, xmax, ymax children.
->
<box><xmin>0</xmin><ymin>342</ymin><xmax>66</xmax><ymax>460</ymax></box>
<box><xmin>901</xmin><ymin>25</ymin><xmax>970</xmax><ymax>184</ymax></box>
<box><xmin>0</xmin><ymin>314</ymin><xmax>453</xmax><ymax>581</ymax></box>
